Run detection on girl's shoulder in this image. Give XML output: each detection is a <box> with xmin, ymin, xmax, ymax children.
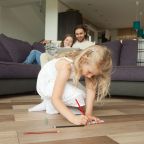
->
<box><xmin>56</xmin><ymin>57</ymin><xmax>73</xmax><ymax>64</ymax></box>
<box><xmin>56</xmin><ymin>57</ymin><xmax>73</xmax><ymax>71</ymax></box>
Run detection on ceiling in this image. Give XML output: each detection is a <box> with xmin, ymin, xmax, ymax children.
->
<box><xmin>0</xmin><ymin>0</ymin><xmax>40</xmax><ymax>7</ymax></box>
<box><xmin>60</xmin><ymin>0</ymin><xmax>144</xmax><ymax>29</ymax></box>
<box><xmin>0</xmin><ymin>0</ymin><xmax>143</xmax><ymax>29</ymax></box>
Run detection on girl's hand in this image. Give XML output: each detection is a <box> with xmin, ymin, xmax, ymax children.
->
<box><xmin>86</xmin><ymin>115</ymin><xmax>104</xmax><ymax>124</ymax></box>
<box><xmin>73</xmin><ymin>115</ymin><xmax>88</xmax><ymax>125</ymax></box>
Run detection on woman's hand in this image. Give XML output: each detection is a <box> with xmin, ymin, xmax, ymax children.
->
<box><xmin>86</xmin><ymin>115</ymin><xmax>104</xmax><ymax>124</ymax></box>
<box><xmin>72</xmin><ymin>115</ymin><xmax>88</xmax><ymax>125</ymax></box>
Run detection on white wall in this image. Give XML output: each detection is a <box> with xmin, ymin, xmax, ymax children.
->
<box><xmin>111</xmin><ymin>29</ymin><xmax>118</xmax><ymax>40</ymax></box>
<box><xmin>45</xmin><ymin>0</ymin><xmax>58</xmax><ymax>40</ymax></box>
<box><xmin>0</xmin><ymin>3</ymin><xmax>45</xmax><ymax>44</ymax></box>
<box><xmin>58</xmin><ymin>1</ymin><xmax>99</xmax><ymax>43</ymax></box>
<box><xmin>0</xmin><ymin>0</ymin><xmax>67</xmax><ymax>43</ymax></box>
<box><xmin>0</xmin><ymin>6</ymin><xmax>2</xmax><ymax>32</ymax></box>
<box><xmin>58</xmin><ymin>1</ymin><xmax>69</xmax><ymax>12</ymax></box>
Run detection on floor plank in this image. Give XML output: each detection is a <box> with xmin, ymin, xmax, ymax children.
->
<box><xmin>0</xmin><ymin>95</ymin><xmax>143</xmax><ymax>144</ymax></box>
<box><xmin>30</xmin><ymin>136</ymin><xmax>119</xmax><ymax>144</ymax></box>
<box><xmin>0</xmin><ymin>131</ymin><xmax>19</xmax><ymax>144</ymax></box>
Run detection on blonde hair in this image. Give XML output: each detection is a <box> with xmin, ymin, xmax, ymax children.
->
<box><xmin>55</xmin><ymin>49</ymin><xmax>81</xmax><ymax>58</ymax></box>
<box><xmin>74</xmin><ymin>45</ymin><xmax>112</xmax><ymax>101</ymax></box>
<box><xmin>56</xmin><ymin>45</ymin><xmax>112</xmax><ymax>101</ymax></box>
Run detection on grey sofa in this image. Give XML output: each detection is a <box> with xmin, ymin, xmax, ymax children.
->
<box><xmin>0</xmin><ymin>33</ymin><xmax>143</xmax><ymax>97</ymax></box>
<box><xmin>103</xmin><ymin>40</ymin><xmax>144</xmax><ymax>97</ymax></box>
<box><xmin>0</xmin><ymin>34</ymin><xmax>45</xmax><ymax>95</ymax></box>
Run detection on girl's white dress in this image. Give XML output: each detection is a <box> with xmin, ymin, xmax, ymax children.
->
<box><xmin>29</xmin><ymin>57</ymin><xmax>86</xmax><ymax>114</ymax></box>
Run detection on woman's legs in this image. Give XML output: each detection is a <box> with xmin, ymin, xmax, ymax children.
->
<box><xmin>35</xmin><ymin>50</ymin><xmax>42</xmax><ymax>65</ymax></box>
<box><xmin>40</xmin><ymin>52</ymin><xmax>53</xmax><ymax>67</ymax></box>
<box><xmin>23</xmin><ymin>50</ymin><xmax>41</xmax><ymax>65</ymax></box>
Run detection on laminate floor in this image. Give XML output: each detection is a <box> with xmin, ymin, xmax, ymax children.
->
<box><xmin>0</xmin><ymin>95</ymin><xmax>143</xmax><ymax>144</ymax></box>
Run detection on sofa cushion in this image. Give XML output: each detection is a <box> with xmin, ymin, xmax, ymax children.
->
<box><xmin>0</xmin><ymin>41</ymin><xmax>12</xmax><ymax>62</ymax></box>
<box><xmin>103</xmin><ymin>40</ymin><xmax>122</xmax><ymax>66</ymax></box>
<box><xmin>120</xmin><ymin>40</ymin><xmax>138</xmax><ymax>66</ymax></box>
<box><xmin>32</xmin><ymin>42</ymin><xmax>45</xmax><ymax>53</ymax></box>
<box><xmin>0</xmin><ymin>61</ymin><xmax>40</xmax><ymax>78</ymax></box>
<box><xmin>0</xmin><ymin>34</ymin><xmax>32</xmax><ymax>63</ymax></box>
<box><xmin>112</xmin><ymin>66</ymin><xmax>144</xmax><ymax>81</ymax></box>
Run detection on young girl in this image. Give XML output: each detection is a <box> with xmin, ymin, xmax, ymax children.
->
<box><xmin>29</xmin><ymin>45</ymin><xmax>112</xmax><ymax>125</ymax></box>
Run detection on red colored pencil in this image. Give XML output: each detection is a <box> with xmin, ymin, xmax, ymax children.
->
<box><xmin>75</xmin><ymin>99</ymin><xmax>85</xmax><ymax>115</ymax></box>
<box><xmin>24</xmin><ymin>130</ymin><xmax>60</xmax><ymax>135</ymax></box>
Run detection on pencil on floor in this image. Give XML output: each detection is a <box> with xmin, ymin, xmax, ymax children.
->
<box><xmin>24</xmin><ymin>130</ymin><xmax>60</xmax><ymax>135</ymax></box>
<box><xmin>54</xmin><ymin>125</ymin><xmax>84</xmax><ymax>128</ymax></box>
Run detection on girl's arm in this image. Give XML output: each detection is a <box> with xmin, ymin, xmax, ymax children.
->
<box><xmin>85</xmin><ymin>78</ymin><xmax>104</xmax><ymax>124</ymax></box>
<box><xmin>85</xmin><ymin>78</ymin><xmax>96</xmax><ymax>116</ymax></box>
<box><xmin>51</xmin><ymin>60</ymin><xmax>88</xmax><ymax>125</ymax></box>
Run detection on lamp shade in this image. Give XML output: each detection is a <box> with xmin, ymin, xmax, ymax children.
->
<box><xmin>133</xmin><ymin>21</ymin><xmax>141</xmax><ymax>30</ymax></box>
<box><xmin>137</xmin><ymin>28</ymin><xmax>143</xmax><ymax>37</ymax></box>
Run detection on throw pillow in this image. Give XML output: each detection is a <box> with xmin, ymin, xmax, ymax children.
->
<box><xmin>120</xmin><ymin>40</ymin><xmax>138</xmax><ymax>66</ymax></box>
<box><xmin>0</xmin><ymin>34</ymin><xmax>32</xmax><ymax>63</ymax></box>
<box><xmin>103</xmin><ymin>40</ymin><xmax>122</xmax><ymax>66</ymax></box>
<box><xmin>32</xmin><ymin>42</ymin><xmax>45</xmax><ymax>53</ymax></box>
<box><xmin>0</xmin><ymin>34</ymin><xmax>12</xmax><ymax>62</ymax></box>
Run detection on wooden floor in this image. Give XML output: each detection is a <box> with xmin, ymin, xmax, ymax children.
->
<box><xmin>0</xmin><ymin>94</ymin><xmax>144</xmax><ymax>144</ymax></box>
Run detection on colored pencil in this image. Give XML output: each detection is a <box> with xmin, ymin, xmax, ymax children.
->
<box><xmin>54</xmin><ymin>125</ymin><xmax>84</xmax><ymax>128</ymax></box>
<box><xmin>24</xmin><ymin>130</ymin><xmax>60</xmax><ymax>135</ymax></box>
<box><xmin>75</xmin><ymin>99</ymin><xmax>85</xmax><ymax>115</ymax></box>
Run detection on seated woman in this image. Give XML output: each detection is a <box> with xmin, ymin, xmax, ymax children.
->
<box><xmin>23</xmin><ymin>40</ymin><xmax>48</xmax><ymax>65</ymax></box>
<box><xmin>40</xmin><ymin>34</ymin><xmax>74</xmax><ymax>67</ymax></box>
<box><xmin>59</xmin><ymin>34</ymin><xmax>74</xmax><ymax>48</ymax></box>
<box><xmin>23</xmin><ymin>50</ymin><xmax>41</xmax><ymax>65</ymax></box>
<box><xmin>23</xmin><ymin>34</ymin><xmax>74</xmax><ymax>66</ymax></box>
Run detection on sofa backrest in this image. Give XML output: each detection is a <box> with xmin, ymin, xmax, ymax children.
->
<box><xmin>0</xmin><ymin>39</ymin><xmax>12</xmax><ymax>62</ymax></box>
<box><xmin>103</xmin><ymin>40</ymin><xmax>122</xmax><ymax>66</ymax></box>
<box><xmin>32</xmin><ymin>42</ymin><xmax>45</xmax><ymax>52</ymax></box>
<box><xmin>120</xmin><ymin>40</ymin><xmax>138</xmax><ymax>66</ymax></box>
<box><xmin>0</xmin><ymin>34</ymin><xmax>32</xmax><ymax>63</ymax></box>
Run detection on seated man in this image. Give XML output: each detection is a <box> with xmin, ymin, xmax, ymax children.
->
<box><xmin>72</xmin><ymin>24</ymin><xmax>95</xmax><ymax>49</ymax></box>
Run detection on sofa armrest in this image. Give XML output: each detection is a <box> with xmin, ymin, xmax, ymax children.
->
<box><xmin>0</xmin><ymin>61</ymin><xmax>40</xmax><ymax>79</ymax></box>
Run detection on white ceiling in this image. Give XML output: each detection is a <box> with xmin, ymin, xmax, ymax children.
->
<box><xmin>60</xmin><ymin>0</ymin><xmax>144</xmax><ymax>29</ymax></box>
<box><xmin>0</xmin><ymin>0</ymin><xmax>143</xmax><ymax>29</ymax></box>
<box><xmin>0</xmin><ymin>0</ymin><xmax>40</xmax><ymax>7</ymax></box>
